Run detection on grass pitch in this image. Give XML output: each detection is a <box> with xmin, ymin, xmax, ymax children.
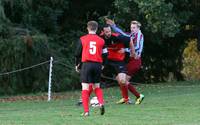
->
<box><xmin>0</xmin><ymin>81</ymin><xmax>200</xmax><ymax>125</ymax></box>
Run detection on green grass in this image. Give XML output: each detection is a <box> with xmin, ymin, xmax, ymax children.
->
<box><xmin>0</xmin><ymin>81</ymin><xmax>200</xmax><ymax>125</ymax></box>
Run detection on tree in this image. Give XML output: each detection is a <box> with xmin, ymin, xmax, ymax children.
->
<box><xmin>0</xmin><ymin>0</ymin><xmax>6</xmax><ymax>21</ymax></box>
<box><xmin>113</xmin><ymin>0</ymin><xmax>192</xmax><ymax>82</ymax></box>
<box><xmin>114</xmin><ymin>0</ymin><xmax>192</xmax><ymax>37</ymax></box>
<box><xmin>182</xmin><ymin>39</ymin><xmax>200</xmax><ymax>80</ymax></box>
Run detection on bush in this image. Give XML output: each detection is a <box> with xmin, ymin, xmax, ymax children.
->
<box><xmin>182</xmin><ymin>39</ymin><xmax>200</xmax><ymax>80</ymax></box>
<box><xmin>0</xmin><ymin>34</ymin><xmax>50</xmax><ymax>95</ymax></box>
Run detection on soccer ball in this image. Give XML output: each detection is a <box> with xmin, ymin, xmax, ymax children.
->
<box><xmin>90</xmin><ymin>96</ymin><xmax>99</xmax><ymax>107</ymax></box>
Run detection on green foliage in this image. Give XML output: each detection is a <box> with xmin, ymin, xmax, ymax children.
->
<box><xmin>112</xmin><ymin>0</ymin><xmax>194</xmax><ymax>82</ymax></box>
<box><xmin>114</xmin><ymin>0</ymin><xmax>192</xmax><ymax>37</ymax></box>
<box><xmin>0</xmin><ymin>34</ymin><xmax>51</xmax><ymax>95</ymax></box>
<box><xmin>0</xmin><ymin>0</ymin><xmax>10</xmax><ymax>37</ymax></box>
<box><xmin>2</xmin><ymin>0</ymin><xmax>69</xmax><ymax>34</ymax></box>
<box><xmin>0</xmin><ymin>30</ymin><xmax>82</xmax><ymax>95</ymax></box>
<box><xmin>47</xmin><ymin>31</ymin><xmax>84</xmax><ymax>91</ymax></box>
<box><xmin>138</xmin><ymin>0</ymin><xmax>179</xmax><ymax>37</ymax></box>
<box><xmin>0</xmin><ymin>23</ymin><xmax>10</xmax><ymax>38</ymax></box>
<box><xmin>182</xmin><ymin>39</ymin><xmax>200</xmax><ymax>80</ymax></box>
<box><xmin>0</xmin><ymin>0</ymin><xmax>6</xmax><ymax>21</ymax></box>
<box><xmin>0</xmin><ymin>0</ymin><xmax>81</xmax><ymax>95</ymax></box>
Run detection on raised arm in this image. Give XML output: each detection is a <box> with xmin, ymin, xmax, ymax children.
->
<box><xmin>105</xmin><ymin>18</ymin><xmax>130</xmax><ymax>38</ymax></box>
<box><xmin>111</xmin><ymin>25</ymin><xmax>130</xmax><ymax>38</ymax></box>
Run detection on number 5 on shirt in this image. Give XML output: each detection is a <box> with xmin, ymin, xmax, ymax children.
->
<box><xmin>89</xmin><ymin>41</ymin><xmax>96</xmax><ymax>55</ymax></box>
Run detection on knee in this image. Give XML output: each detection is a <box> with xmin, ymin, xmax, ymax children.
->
<box><xmin>121</xmin><ymin>79</ymin><xmax>126</xmax><ymax>84</ymax></box>
<box><xmin>117</xmin><ymin>73</ymin><xmax>126</xmax><ymax>85</ymax></box>
<box><xmin>82</xmin><ymin>83</ymin><xmax>89</xmax><ymax>90</ymax></box>
<box><xmin>118</xmin><ymin>78</ymin><xmax>126</xmax><ymax>85</ymax></box>
<box><xmin>93</xmin><ymin>83</ymin><xmax>100</xmax><ymax>89</ymax></box>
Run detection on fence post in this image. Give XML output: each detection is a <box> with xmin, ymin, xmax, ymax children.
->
<box><xmin>48</xmin><ymin>57</ymin><xmax>53</xmax><ymax>101</ymax></box>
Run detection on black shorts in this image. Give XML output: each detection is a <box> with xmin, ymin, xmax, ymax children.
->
<box><xmin>103</xmin><ymin>60</ymin><xmax>127</xmax><ymax>75</ymax></box>
<box><xmin>80</xmin><ymin>62</ymin><xmax>102</xmax><ymax>83</ymax></box>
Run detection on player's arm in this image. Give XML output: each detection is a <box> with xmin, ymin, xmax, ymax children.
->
<box><xmin>75</xmin><ymin>39</ymin><xmax>82</xmax><ymax>72</ymax></box>
<box><xmin>114</xmin><ymin>34</ymin><xmax>130</xmax><ymax>63</ymax></box>
<box><xmin>137</xmin><ymin>35</ymin><xmax>144</xmax><ymax>57</ymax></box>
<box><xmin>111</xmin><ymin>25</ymin><xmax>130</xmax><ymax>38</ymax></box>
<box><xmin>124</xmin><ymin>43</ymin><xmax>130</xmax><ymax>64</ymax></box>
<box><xmin>134</xmin><ymin>32</ymin><xmax>144</xmax><ymax>58</ymax></box>
<box><xmin>105</xmin><ymin>18</ymin><xmax>130</xmax><ymax>38</ymax></box>
<box><xmin>130</xmin><ymin>39</ymin><xmax>136</xmax><ymax>58</ymax></box>
<box><xmin>116</xmin><ymin>34</ymin><xmax>130</xmax><ymax>45</ymax></box>
<box><xmin>134</xmin><ymin>31</ymin><xmax>142</xmax><ymax>53</ymax></box>
<box><xmin>124</xmin><ymin>47</ymin><xmax>130</xmax><ymax>63</ymax></box>
<box><xmin>102</xmin><ymin>44</ymin><xmax>108</xmax><ymax>67</ymax></box>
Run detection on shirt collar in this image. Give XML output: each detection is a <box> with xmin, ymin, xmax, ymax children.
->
<box><xmin>89</xmin><ymin>31</ymin><xmax>96</xmax><ymax>34</ymax></box>
<box><xmin>132</xmin><ymin>29</ymin><xmax>141</xmax><ymax>35</ymax></box>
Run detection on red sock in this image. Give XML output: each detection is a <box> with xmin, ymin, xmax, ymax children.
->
<box><xmin>94</xmin><ymin>88</ymin><xmax>104</xmax><ymax>105</ymax></box>
<box><xmin>88</xmin><ymin>84</ymin><xmax>93</xmax><ymax>96</ymax></box>
<box><xmin>127</xmin><ymin>82</ymin><xmax>140</xmax><ymax>98</ymax></box>
<box><xmin>119</xmin><ymin>84</ymin><xmax>129</xmax><ymax>101</ymax></box>
<box><xmin>82</xmin><ymin>90</ymin><xmax>89</xmax><ymax>113</ymax></box>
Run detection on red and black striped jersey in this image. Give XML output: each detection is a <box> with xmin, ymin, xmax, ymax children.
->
<box><xmin>100</xmin><ymin>33</ymin><xmax>130</xmax><ymax>61</ymax></box>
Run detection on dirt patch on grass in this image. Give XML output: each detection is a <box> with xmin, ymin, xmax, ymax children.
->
<box><xmin>0</xmin><ymin>92</ymin><xmax>81</xmax><ymax>102</ymax></box>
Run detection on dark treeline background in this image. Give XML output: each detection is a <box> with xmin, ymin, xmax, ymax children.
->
<box><xmin>0</xmin><ymin>0</ymin><xmax>199</xmax><ymax>95</ymax></box>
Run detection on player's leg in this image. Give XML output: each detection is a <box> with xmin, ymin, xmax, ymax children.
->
<box><xmin>80</xmin><ymin>63</ymin><xmax>91</xmax><ymax>116</ymax></box>
<box><xmin>94</xmin><ymin>83</ymin><xmax>105</xmax><ymax>115</ymax></box>
<box><xmin>126</xmin><ymin>58</ymin><xmax>144</xmax><ymax>104</ymax></box>
<box><xmin>126</xmin><ymin>75</ymin><xmax>144</xmax><ymax>104</ymax></box>
<box><xmin>76</xmin><ymin>83</ymin><xmax>93</xmax><ymax>106</ymax></box>
<box><xmin>93</xmin><ymin>83</ymin><xmax>104</xmax><ymax>105</ymax></box>
<box><xmin>114</xmin><ymin>61</ymin><xmax>129</xmax><ymax>104</ymax></box>
<box><xmin>93</xmin><ymin>63</ymin><xmax>105</xmax><ymax>115</ymax></box>
<box><xmin>81</xmin><ymin>83</ymin><xmax>90</xmax><ymax>116</ymax></box>
<box><xmin>126</xmin><ymin>75</ymin><xmax>140</xmax><ymax>98</ymax></box>
<box><xmin>116</xmin><ymin>73</ymin><xmax>129</xmax><ymax>104</ymax></box>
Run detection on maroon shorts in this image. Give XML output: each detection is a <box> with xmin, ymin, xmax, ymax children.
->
<box><xmin>126</xmin><ymin>57</ymin><xmax>142</xmax><ymax>76</ymax></box>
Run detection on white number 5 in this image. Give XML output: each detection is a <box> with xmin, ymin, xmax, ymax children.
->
<box><xmin>89</xmin><ymin>41</ymin><xmax>96</xmax><ymax>55</ymax></box>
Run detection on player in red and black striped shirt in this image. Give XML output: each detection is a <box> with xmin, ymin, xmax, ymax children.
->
<box><xmin>100</xmin><ymin>24</ymin><xmax>131</xmax><ymax>104</ymax></box>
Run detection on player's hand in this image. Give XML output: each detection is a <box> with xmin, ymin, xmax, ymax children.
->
<box><xmin>134</xmin><ymin>54</ymin><xmax>140</xmax><ymax>60</ymax></box>
<box><xmin>130</xmin><ymin>52</ymin><xmax>136</xmax><ymax>58</ymax></box>
<box><xmin>105</xmin><ymin>18</ymin><xmax>115</xmax><ymax>25</ymax></box>
<box><xmin>75</xmin><ymin>64</ymin><xmax>80</xmax><ymax>73</ymax></box>
<box><xmin>101</xmin><ymin>65</ymin><xmax>104</xmax><ymax>70</ymax></box>
<box><xmin>118</xmin><ymin>48</ymin><xmax>125</xmax><ymax>54</ymax></box>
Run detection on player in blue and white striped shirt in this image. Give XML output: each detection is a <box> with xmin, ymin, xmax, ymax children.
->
<box><xmin>106</xmin><ymin>18</ymin><xmax>144</xmax><ymax>104</ymax></box>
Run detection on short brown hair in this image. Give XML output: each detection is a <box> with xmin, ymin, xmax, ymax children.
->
<box><xmin>87</xmin><ymin>21</ymin><xmax>98</xmax><ymax>31</ymax></box>
<box><xmin>131</xmin><ymin>20</ymin><xmax>141</xmax><ymax>27</ymax></box>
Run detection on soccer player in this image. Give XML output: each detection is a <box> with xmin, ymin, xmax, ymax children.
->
<box><xmin>100</xmin><ymin>24</ymin><xmax>130</xmax><ymax>103</ymax></box>
<box><xmin>75</xmin><ymin>21</ymin><xmax>108</xmax><ymax>116</ymax></box>
<box><xmin>106</xmin><ymin>18</ymin><xmax>144</xmax><ymax>104</ymax></box>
